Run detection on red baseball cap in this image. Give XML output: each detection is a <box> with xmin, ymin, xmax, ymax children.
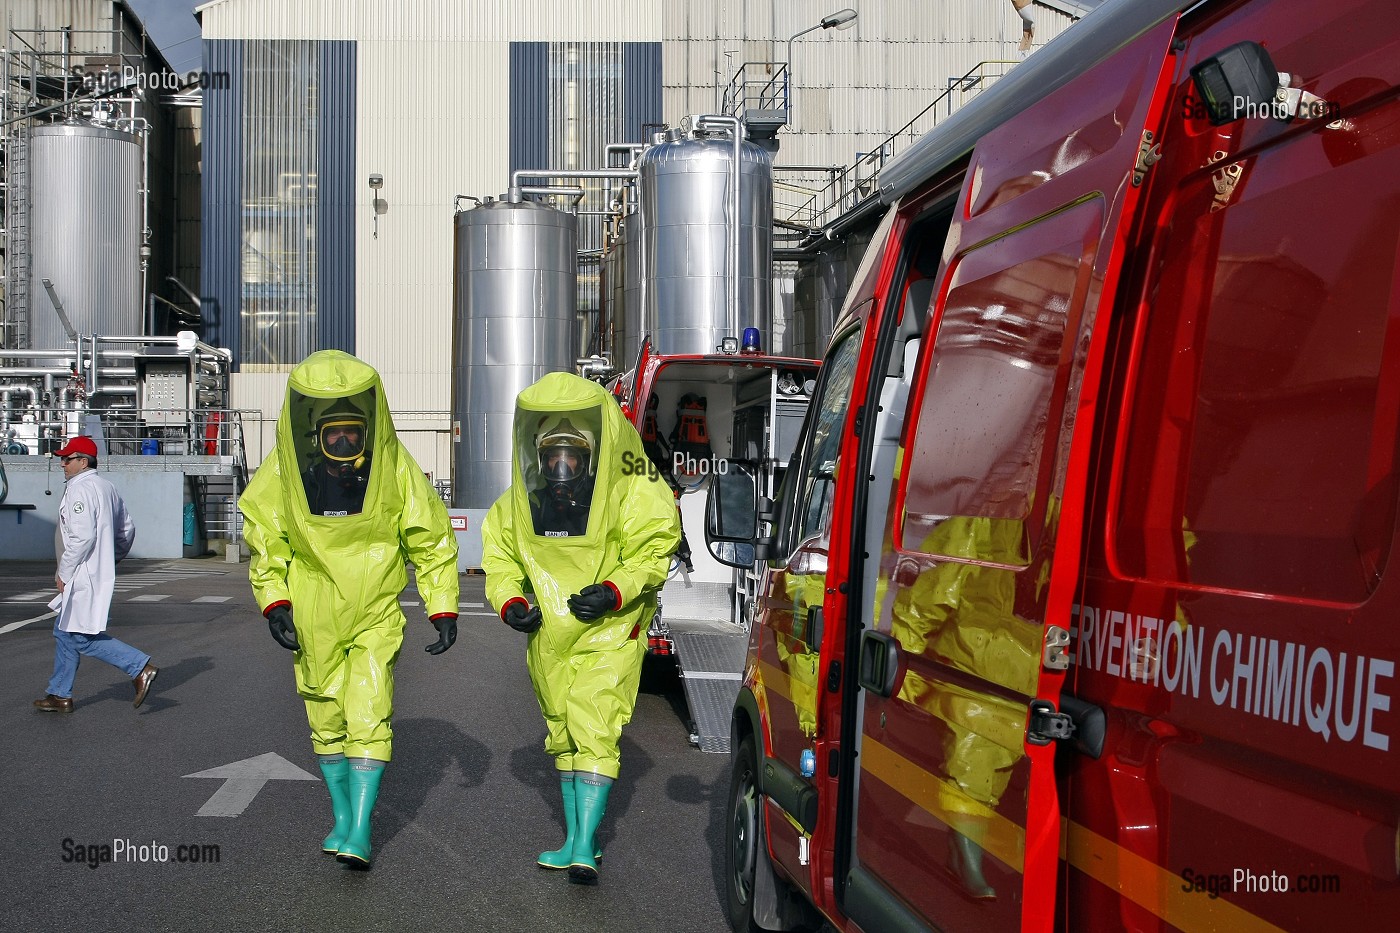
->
<box><xmin>53</xmin><ymin>436</ymin><xmax>98</xmax><ymax>459</ymax></box>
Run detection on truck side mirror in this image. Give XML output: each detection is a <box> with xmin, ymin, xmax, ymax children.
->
<box><xmin>1190</xmin><ymin>41</ymin><xmax>1278</xmax><ymax>125</ymax></box>
<box><xmin>705</xmin><ymin>460</ymin><xmax>759</xmax><ymax>568</ymax></box>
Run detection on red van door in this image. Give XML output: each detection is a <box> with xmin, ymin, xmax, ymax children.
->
<box><xmin>842</xmin><ymin>18</ymin><xmax>1179</xmax><ymax>933</ymax></box>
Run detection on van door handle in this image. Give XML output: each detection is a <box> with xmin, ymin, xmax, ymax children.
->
<box><xmin>858</xmin><ymin>630</ymin><xmax>900</xmax><ymax>698</ymax></box>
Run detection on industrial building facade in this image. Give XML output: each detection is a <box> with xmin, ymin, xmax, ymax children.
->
<box><xmin>196</xmin><ymin>0</ymin><xmax>1080</xmax><ymax>483</ymax></box>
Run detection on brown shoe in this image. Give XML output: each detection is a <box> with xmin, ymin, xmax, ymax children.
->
<box><xmin>132</xmin><ymin>663</ymin><xmax>159</xmax><ymax>709</ymax></box>
<box><xmin>34</xmin><ymin>694</ymin><xmax>74</xmax><ymax>713</ymax></box>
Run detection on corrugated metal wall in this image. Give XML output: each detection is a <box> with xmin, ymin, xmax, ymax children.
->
<box><xmin>200</xmin><ymin>39</ymin><xmax>243</xmax><ymax>356</ymax></box>
<box><xmin>507</xmin><ymin>41</ymin><xmax>661</xmax><ymax>359</ymax></box>
<box><xmin>509</xmin><ymin>43</ymin><xmax>550</xmax><ymax>183</ymax></box>
<box><xmin>204</xmin><ymin>0</ymin><xmax>1083</xmax><ymax>478</ymax></box>
<box><xmin>199</xmin><ymin>0</ymin><xmax>664</xmax><ymax>42</ymax></box>
<box><xmin>624</xmin><ymin>42</ymin><xmax>664</xmax><ymax>147</ymax></box>
<box><xmin>317</xmin><ymin>41</ymin><xmax>356</xmax><ymax>354</ymax></box>
<box><xmin>662</xmin><ymin>1</ymin><xmax>1076</xmax><ymax>184</ymax></box>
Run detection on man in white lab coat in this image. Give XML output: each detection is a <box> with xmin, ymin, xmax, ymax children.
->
<box><xmin>33</xmin><ymin>435</ymin><xmax>158</xmax><ymax>713</ymax></box>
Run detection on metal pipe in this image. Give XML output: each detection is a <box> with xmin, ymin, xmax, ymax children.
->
<box><xmin>604</xmin><ymin>143</ymin><xmax>645</xmax><ymax>166</ymax></box>
<box><xmin>1</xmin><ymin>367</ymin><xmax>73</xmax><ymax>377</ymax></box>
<box><xmin>62</xmin><ymin>27</ymin><xmax>72</xmax><ymax>120</ymax></box>
<box><xmin>1</xmin><ymin>366</ymin><xmax>140</xmax><ymax>379</ymax></box>
<box><xmin>0</xmin><ymin>386</ymin><xmax>39</xmax><ymax>433</ymax></box>
<box><xmin>508</xmin><ymin>169</ymin><xmax>636</xmax><ymax>204</ymax></box>
<box><xmin>0</xmin><ymin>349</ymin><xmax>84</xmax><ymax>360</ymax></box>
<box><xmin>698</xmin><ymin>115</ymin><xmax>743</xmax><ymax>339</ymax></box>
<box><xmin>165</xmin><ymin>275</ymin><xmax>202</xmax><ymax>312</ymax></box>
<box><xmin>518</xmin><ymin>185</ymin><xmax>586</xmax><ymax>205</ymax></box>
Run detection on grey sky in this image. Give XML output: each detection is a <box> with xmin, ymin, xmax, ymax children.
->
<box><xmin>124</xmin><ymin>0</ymin><xmax>202</xmax><ymax>76</ymax></box>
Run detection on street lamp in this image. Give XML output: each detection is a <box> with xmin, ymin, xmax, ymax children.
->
<box><xmin>786</xmin><ymin>8</ymin><xmax>858</xmax><ymax>112</ymax></box>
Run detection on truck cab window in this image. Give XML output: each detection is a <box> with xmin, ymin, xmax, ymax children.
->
<box><xmin>780</xmin><ymin>327</ymin><xmax>863</xmax><ymax>556</ymax></box>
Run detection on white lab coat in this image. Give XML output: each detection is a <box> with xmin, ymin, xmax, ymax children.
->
<box><xmin>55</xmin><ymin>468</ymin><xmax>135</xmax><ymax>634</ymax></box>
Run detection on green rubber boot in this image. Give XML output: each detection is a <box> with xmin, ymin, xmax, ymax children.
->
<box><xmin>318</xmin><ymin>755</ymin><xmax>352</xmax><ymax>854</ymax></box>
<box><xmin>568</xmin><ymin>773</ymin><xmax>613</xmax><ymax>885</ymax></box>
<box><xmin>336</xmin><ymin>759</ymin><xmax>384</xmax><ymax>869</ymax></box>
<box><xmin>539</xmin><ymin>772</ymin><xmax>603</xmax><ymax>869</ymax></box>
<box><xmin>538</xmin><ymin>772</ymin><xmax>578</xmax><ymax>869</ymax></box>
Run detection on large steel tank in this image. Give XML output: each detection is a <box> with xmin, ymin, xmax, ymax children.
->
<box><xmin>27</xmin><ymin>124</ymin><xmax>143</xmax><ymax>350</ymax></box>
<box><xmin>452</xmin><ymin>199</ymin><xmax>577</xmax><ymax>511</ymax></box>
<box><xmin>637</xmin><ymin>123</ymin><xmax>773</xmax><ymax>355</ymax></box>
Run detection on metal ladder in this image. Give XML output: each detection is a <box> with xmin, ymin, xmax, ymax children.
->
<box><xmin>4</xmin><ymin>129</ymin><xmax>30</xmax><ymax>349</ymax></box>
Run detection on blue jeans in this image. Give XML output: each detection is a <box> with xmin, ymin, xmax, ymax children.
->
<box><xmin>47</xmin><ymin>623</ymin><xmax>150</xmax><ymax>698</ymax></box>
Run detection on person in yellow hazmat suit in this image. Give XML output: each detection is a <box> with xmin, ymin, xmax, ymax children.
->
<box><xmin>891</xmin><ymin>514</ymin><xmax>1036</xmax><ymax>901</ymax></box>
<box><xmin>481</xmin><ymin>372</ymin><xmax>680</xmax><ymax>885</ymax></box>
<box><xmin>238</xmin><ymin>350</ymin><xmax>460</xmax><ymax>869</ymax></box>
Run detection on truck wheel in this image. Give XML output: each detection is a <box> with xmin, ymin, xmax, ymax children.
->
<box><xmin>727</xmin><ymin>735</ymin><xmax>802</xmax><ymax>932</ymax></box>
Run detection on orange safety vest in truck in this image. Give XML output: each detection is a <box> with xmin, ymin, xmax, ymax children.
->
<box><xmin>708</xmin><ymin>0</ymin><xmax>1400</xmax><ymax>931</ymax></box>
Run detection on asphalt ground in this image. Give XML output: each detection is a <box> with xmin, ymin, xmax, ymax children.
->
<box><xmin>0</xmin><ymin>557</ymin><xmax>734</xmax><ymax>933</ymax></box>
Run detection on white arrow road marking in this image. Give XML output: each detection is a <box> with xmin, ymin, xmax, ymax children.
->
<box><xmin>184</xmin><ymin>752</ymin><xmax>319</xmax><ymax>817</ymax></box>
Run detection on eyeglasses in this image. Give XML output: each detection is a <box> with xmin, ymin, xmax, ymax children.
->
<box><xmin>60</xmin><ymin>455</ymin><xmax>84</xmax><ymax>463</ymax></box>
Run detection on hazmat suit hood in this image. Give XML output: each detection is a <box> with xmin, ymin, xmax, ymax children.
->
<box><xmin>241</xmin><ymin>349</ymin><xmax>458</xmax><ymax>617</ymax></box>
<box><xmin>513</xmin><ymin>373</ymin><xmax>627</xmax><ymax>540</ymax></box>
<box><xmin>282</xmin><ymin>352</ymin><xmax>387</xmax><ymax>514</ymax></box>
<box><xmin>483</xmin><ymin>372</ymin><xmax>681</xmax><ymax>652</ymax></box>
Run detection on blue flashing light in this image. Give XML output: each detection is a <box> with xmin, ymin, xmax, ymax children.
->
<box><xmin>741</xmin><ymin>327</ymin><xmax>762</xmax><ymax>354</ymax></box>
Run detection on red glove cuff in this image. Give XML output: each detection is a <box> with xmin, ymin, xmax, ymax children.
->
<box><xmin>429</xmin><ymin>612</ymin><xmax>457</xmax><ymax>621</ymax></box>
<box><xmin>603</xmin><ymin>581</ymin><xmax>622</xmax><ymax>611</ymax></box>
<box><xmin>264</xmin><ymin>600</ymin><xmax>291</xmax><ymax>618</ymax></box>
<box><xmin>501</xmin><ymin>597</ymin><xmax>529</xmax><ymax>621</ymax></box>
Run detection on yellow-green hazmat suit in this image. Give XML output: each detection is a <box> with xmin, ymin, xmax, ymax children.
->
<box><xmin>482</xmin><ymin>372</ymin><xmax>681</xmax><ymax>779</ymax></box>
<box><xmin>239</xmin><ymin>351</ymin><xmax>459</xmax><ymax>761</ymax></box>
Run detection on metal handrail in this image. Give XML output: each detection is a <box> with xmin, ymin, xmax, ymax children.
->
<box><xmin>722</xmin><ymin>61</ymin><xmax>790</xmax><ymax>116</ymax></box>
<box><xmin>779</xmin><ymin>60</ymin><xmax>1021</xmax><ymax>234</ymax></box>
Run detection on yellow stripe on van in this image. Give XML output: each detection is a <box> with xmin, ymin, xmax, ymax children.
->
<box><xmin>1062</xmin><ymin>822</ymin><xmax>1287</xmax><ymax>933</ymax></box>
<box><xmin>758</xmin><ymin>660</ymin><xmax>794</xmax><ymax>704</ymax></box>
<box><xmin>861</xmin><ymin>737</ymin><xmax>1027</xmax><ymax>872</ymax></box>
<box><xmin>757</xmin><ymin>665</ymin><xmax>1287</xmax><ymax>932</ymax></box>
<box><xmin>858</xmin><ymin>733</ymin><xmax>1287</xmax><ymax>932</ymax></box>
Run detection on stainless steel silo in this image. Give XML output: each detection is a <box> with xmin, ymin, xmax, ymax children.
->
<box><xmin>26</xmin><ymin>124</ymin><xmax>143</xmax><ymax>351</ymax></box>
<box><xmin>452</xmin><ymin>199</ymin><xmax>577</xmax><ymax>516</ymax></box>
<box><xmin>637</xmin><ymin>122</ymin><xmax>773</xmax><ymax>355</ymax></box>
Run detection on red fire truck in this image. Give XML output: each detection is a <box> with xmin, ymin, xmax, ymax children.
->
<box><xmin>704</xmin><ymin>0</ymin><xmax>1400</xmax><ymax>929</ymax></box>
<box><xmin>611</xmin><ymin>337</ymin><xmax>819</xmax><ymax>751</ymax></box>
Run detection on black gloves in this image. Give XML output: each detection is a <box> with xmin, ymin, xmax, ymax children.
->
<box><xmin>503</xmin><ymin>601</ymin><xmax>542</xmax><ymax>634</ymax></box>
<box><xmin>266</xmin><ymin>604</ymin><xmax>299</xmax><ymax>651</ymax></box>
<box><xmin>568</xmin><ymin>583</ymin><xmax>620</xmax><ymax>622</ymax></box>
<box><xmin>426</xmin><ymin>614</ymin><xmax>457</xmax><ymax>655</ymax></box>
